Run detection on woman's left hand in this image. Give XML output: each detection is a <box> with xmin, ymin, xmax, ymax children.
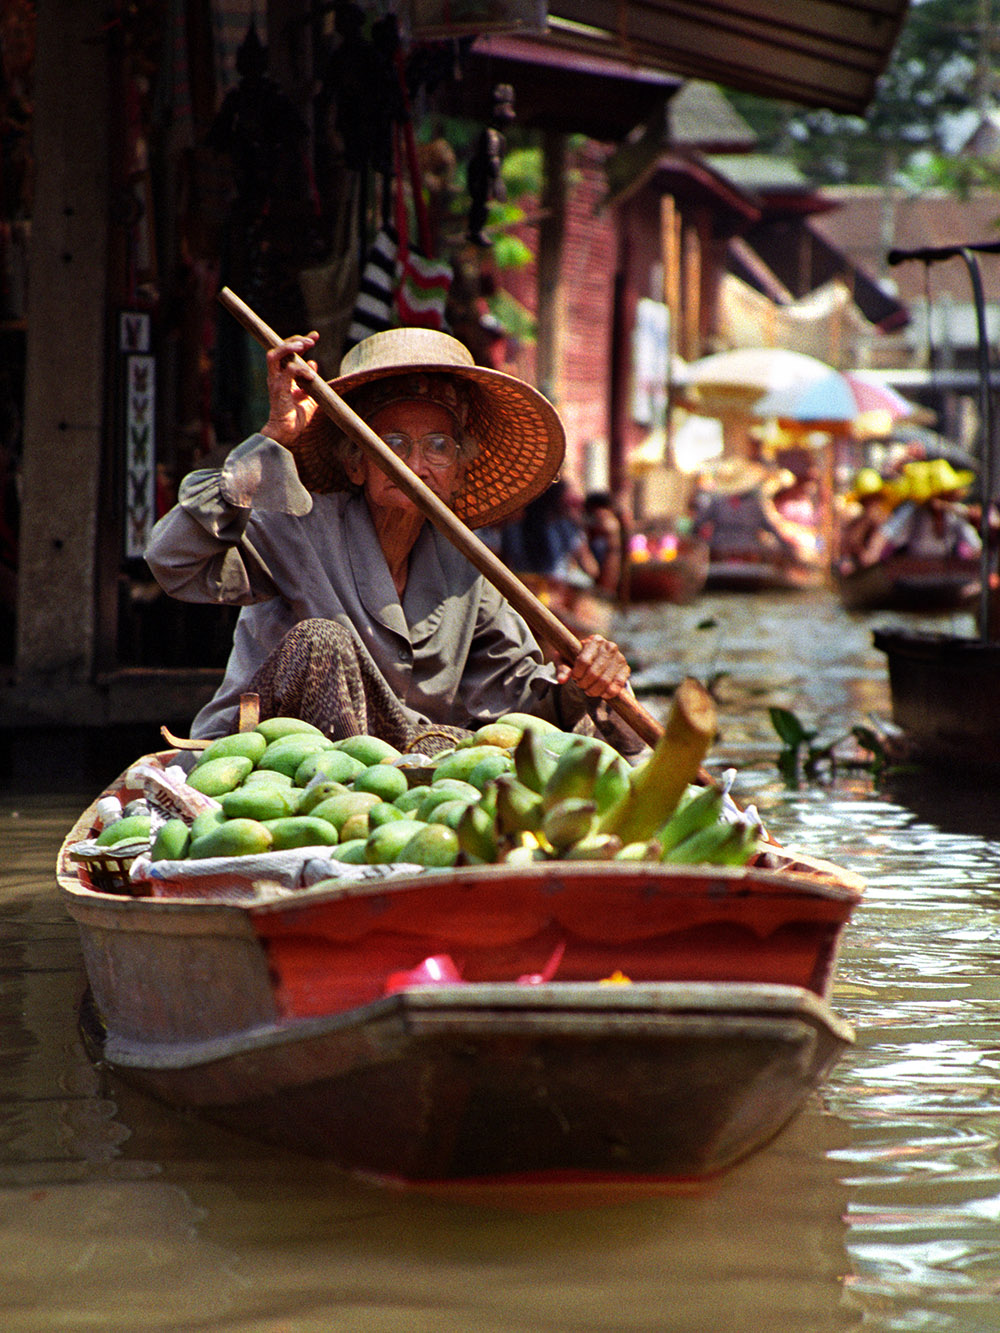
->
<box><xmin>555</xmin><ymin>635</ymin><xmax>631</xmax><ymax>700</ymax></box>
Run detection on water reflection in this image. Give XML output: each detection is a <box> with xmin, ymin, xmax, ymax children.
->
<box><xmin>3</xmin><ymin>589</ymin><xmax>1000</xmax><ymax>1330</ymax></box>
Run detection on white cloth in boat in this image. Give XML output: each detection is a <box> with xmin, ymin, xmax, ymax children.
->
<box><xmin>145</xmin><ymin>434</ymin><xmax>593</xmax><ymax>739</ymax></box>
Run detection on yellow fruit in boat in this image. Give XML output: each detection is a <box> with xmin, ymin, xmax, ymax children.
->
<box><xmin>472</xmin><ymin>722</ymin><xmax>525</xmax><ymax>750</ymax></box>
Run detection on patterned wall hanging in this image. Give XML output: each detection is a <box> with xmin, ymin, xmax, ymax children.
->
<box><xmin>120</xmin><ymin>311</ymin><xmax>156</xmax><ymax>559</ymax></box>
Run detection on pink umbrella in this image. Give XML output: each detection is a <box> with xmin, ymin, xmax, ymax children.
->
<box><xmin>754</xmin><ymin>368</ymin><xmax>922</xmax><ymax>431</ymax></box>
<box><xmin>844</xmin><ymin>371</ymin><xmax>922</xmax><ymax>423</ymax></box>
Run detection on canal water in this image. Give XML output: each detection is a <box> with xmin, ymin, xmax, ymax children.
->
<box><xmin>3</xmin><ymin>587</ymin><xmax>1000</xmax><ymax>1333</ymax></box>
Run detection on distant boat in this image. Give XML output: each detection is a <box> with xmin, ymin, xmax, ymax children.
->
<box><xmin>837</xmin><ymin>553</ymin><xmax>980</xmax><ymax>614</ymax></box>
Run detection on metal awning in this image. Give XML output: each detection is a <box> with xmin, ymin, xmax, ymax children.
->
<box><xmin>542</xmin><ymin>0</ymin><xmax>911</xmax><ymax>114</ymax></box>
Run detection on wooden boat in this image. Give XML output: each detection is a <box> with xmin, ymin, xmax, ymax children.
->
<box><xmin>837</xmin><ymin>554</ymin><xmax>979</xmax><ymax>613</ymax></box>
<box><xmin>706</xmin><ymin>553</ymin><xmax>826</xmax><ymax>593</ymax></box>
<box><xmin>626</xmin><ymin>535</ymin><xmax>710</xmax><ymax>604</ymax></box>
<box><xmin>873</xmin><ymin>628</ymin><xmax>1000</xmax><ymax>769</ymax></box>
<box><xmin>57</xmin><ymin>753</ymin><xmax>862</xmax><ymax>1190</ymax></box>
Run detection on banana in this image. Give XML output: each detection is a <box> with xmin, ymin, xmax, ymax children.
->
<box><xmin>662</xmin><ymin>818</ymin><xmax>759</xmax><ymax>867</ymax></box>
<box><xmin>655</xmin><ymin>784</ymin><xmax>724</xmax><ymax>856</ymax></box>
<box><xmin>592</xmin><ymin>752</ymin><xmax>632</xmax><ymax>816</ymax></box>
<box><xmin>493</xmin><ymin>774</ymin><xmax>545</xmax><ymax>835</ymax></box>
<box><xmin>598</xmin><ymin>677</ymin><xmax>716</xmax><ymax>844</ymax></box>
<box><xmin>542</xmin><ymin>741</ymin><xmax>603</xmax><ymax>810</ymax></box>
<box><xmin>559</xmin><ymin>833</ymin><xmax>622</xmax><ymax>861</ymax></box>
<box><xmin>542</xmin><ymin>797</ymin><xmax>597</xmax><ymax>851</ymax></box>
<box><xmin>513</xmin><ymin>726</ymin><xmax>559</xmax><ymax>794</ymax></box>
<box><xmin>456</xmin><ymin>802</ymin><xmax>499</xmax><ymax>863</ymax></box>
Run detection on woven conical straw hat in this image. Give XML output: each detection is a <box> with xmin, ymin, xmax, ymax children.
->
<box><xmin>292</xmin><ymin>328</ymin><xmax>565</xmax><ymax>529</ymax></box>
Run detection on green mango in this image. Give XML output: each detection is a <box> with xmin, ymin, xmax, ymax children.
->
<box><xmin>364</xmin><ymin>819</ymin><xmax>427</xmax><ymax>864</ymax></box>
<box><xmin>331</xmin><ymin>734</ymin><xmax>402</xmax><ymax>765</ymax></box>
<box><xmin>297</xmin><ymin>780</ymin><xmax>350</xmax><ymax>814</ymax></box>
<box><xmin>495</xmin><ymin>712</ymin><xmax>560</xmax><ymax>735</ymax></box>
<box><xmin>149</xmin><ymin>818</ymin><xmax>191</xmax><ymax>861</ymax></box>
<box><xmin>188</xmin><ymin>818</ymin><xmax>273</xmax><ymax>859</ymax></box>
<box><xmin>368</xmin><ymin>801</ymin><xmax>407</xmax><ymax>828</ymax></box>
<box><xmin>424</xmin><ymin>798</ymin><xmax>476</xmax><ymax>831</ymax></box>
<box><xmin>189</xmin><ymin>808</ymin><xmax>226</xmax><ymax>841</ymax></box>
<box><xmin>468</xmin><ymin>751</ymin><xmax>514</xmax><ymax>790</ymax></box>
<box><xmin>432</xmin><ymin>745</ymin><xmax>509</xmax><ymax>785</ymax></box>
<box><xmin>398</xmin><ymin>823</ymin><xmax>460</xmax><ymax>868</ymax></box>
<box><xmin>294</xmin><ymin>749</ymin><xmax>365</xmax><ymax>787</ymax></box>
<box><xmin>185</xmin><ymin>755</ymin><xmax>254</xmax><ymax>796</ymax></box>
<box><xmin>220</xmin><ymin>783</ymin><xmax>299</xmax><ymax>821</ymax></box>
<box><xmin>262</xmin><ymin>815</ymin><xmax>339</xmax><ymax>850</ymax></box>
<box><xmin>255</xmin><ymin>717</ymin><xmax>327</xmax><ymax>742</ymax></box>
<box><xmin>194</xmin><ymin>731</ymin><xmax>267</xmax><ymax>767</ymax></box>
<box><xmin>257</xmin><ymin>734</ymin><xmax>333</xmax><ymax>778</ymax></box>
<box><xmin>243</xmin><ymin>768</ymin><xmax>294</xmax><ymax>788</ymax></box>
<box><xmin>95</xmin><ymin>813</ymin><xmax>152</xmax><ymax>848</ymax></box>
<box><xmin>325</xmin><ymin>839</ymin><xmax>368</xmax><ymax>864</ymax></box>
<box><xmin>353</xmin><ymin>763</ymin><xmax>409</xmax><ymax>804</ymax></box>
<box><xmin>309</xmin><ymin>790</ymin><xmax>382</xmax><ymax>833</ymax></box>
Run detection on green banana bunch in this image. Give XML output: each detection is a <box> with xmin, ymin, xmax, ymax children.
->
<box><xmin>542</xmin><ymin>797</ymin><xmax>597</xmax><ymax>851</ymax></box>
<box><xmin>654</xmin><ymin>784</ymin><xmax>724</xmax><ymax>856</ymax></box>
<box><xmin>598</xmin><ymin>678</ymin><xmax>716</xmax><ymax>845</ymax></box>
<box><xmin>456</xmin><ymin>802</ymin><xmax>499</xmax><ymax>863</ymax></box>
<box><xmin>661</xmin><ymin>816</ymin><xmax>760</xmax><ymax>867</ymax></box>
<box><xmin>513</xmin><ymin>727</ymin><xmax>559</xmax><ymax>794</ymax></box>
<box><xmin>542</xmin><ymin>741</ymin><xmax>603</xmax><ymax>810</ymax></box>
<box><xmin>493</xmin><ymin>774</ymin><xmax>545</xmax><ymax>836</ymax></box>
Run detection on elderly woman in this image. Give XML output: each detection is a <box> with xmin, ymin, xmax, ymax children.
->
<box><xmin>146</xmin><ymin>327</ymin><xmax>640</xmax><ymax>754</ymax></box>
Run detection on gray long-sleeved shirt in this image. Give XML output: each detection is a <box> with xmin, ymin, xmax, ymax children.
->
<box><xmin>145</xmin><ymin>434</ymin><xmax>572</xmax><ymax>738</ymax></box>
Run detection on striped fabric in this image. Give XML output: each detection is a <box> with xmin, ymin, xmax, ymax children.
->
<box><xmin>344</xmin><ymin>227</ymin><xmax>399</xmax><ymax>350</ymax></box>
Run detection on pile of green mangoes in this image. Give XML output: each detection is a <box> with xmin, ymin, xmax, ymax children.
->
<box><xmin>115</xmin><ymin>711</ymin><xmax>760</xmax><ymax>873</ymax></box>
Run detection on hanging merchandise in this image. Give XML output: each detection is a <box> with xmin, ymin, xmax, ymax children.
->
<box><xmin>466</xmin><ymin>83</ymin><xmax>516</xmax><ymax>247</ymax></box>
<box><xmin>393</xmin><ymin>121</ymin><xmax>452</xmax><ymax>331</ymax></box>
<box><xmin>344</xmin><ymin>225</ymin><xmax>399</xmax><ymax>348</ymax></box>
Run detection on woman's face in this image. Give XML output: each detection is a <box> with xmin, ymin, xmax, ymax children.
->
<box><xmin>347</xmin><ymin>398</ymin><xmax>466</xmax><ymax>515</ymax></box>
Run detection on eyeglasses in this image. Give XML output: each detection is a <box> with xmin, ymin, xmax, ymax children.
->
<box><xmin>377</xmin><ymin>431</ymin><xmax>460</xmax><ymax>469</ymax></box>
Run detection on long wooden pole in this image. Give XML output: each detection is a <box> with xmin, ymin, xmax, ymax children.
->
<box><xmin>218</xmin><ymin>288</ymin><xmax>665</xmax><ymax>746</ymax></box>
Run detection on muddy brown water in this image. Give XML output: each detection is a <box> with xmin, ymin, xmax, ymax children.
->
<box><xmin>3</xmin><ymin>587</ymin><xmax>1000</xmax><ymax>1332</ymax></box>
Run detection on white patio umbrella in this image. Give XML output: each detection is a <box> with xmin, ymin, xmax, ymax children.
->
<box><xmin>675</xmin><ymin>348</ymin><xmax>839</xmax><ymax>416</ymax></box>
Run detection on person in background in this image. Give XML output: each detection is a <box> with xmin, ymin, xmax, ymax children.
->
<box><xmin>583</xmin><ymin>490</ymin><xmax>625</xmax><ymax>595</ymax></box>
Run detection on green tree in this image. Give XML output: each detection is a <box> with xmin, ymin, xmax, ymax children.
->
<box><xmin>726</xmin><ymin>0</ymin><xmax>997</xmax><ymax>185</ymax></box>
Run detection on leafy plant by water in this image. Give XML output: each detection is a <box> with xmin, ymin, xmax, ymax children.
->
<box><xmin>768</xmin><ymin>706</ymin><xmax>912</xmax><ymax>785</ymax></box>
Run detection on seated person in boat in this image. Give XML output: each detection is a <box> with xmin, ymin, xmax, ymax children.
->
<box><xmin>867</xmin><ymin>460</ymin><xmax>981</xmax><ymax>566</ymax></box>
<box><xmin>692</xmin><ymin>459</ymin><xmax>819</xmax><ymax>566</ymax></box>
<box><xmin>838</xmin><ymin>468</ymin><xmax>893</xmax><ymax>575</ymax></box>
<box><xmin>146</xmin><ymin>327</ymin><xmax>641</xmax><ymax>755</ymax></box>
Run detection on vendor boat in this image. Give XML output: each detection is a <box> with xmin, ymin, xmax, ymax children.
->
<box><xmin>58</xmin><ymin>750</ymin><xmax>862</xmax><ymax>1193</ymax></box>
<box><xmin>837</xmin><ymin>553</ymin><xmax>980</xmax><ymax>614</ymax></box>
<box><xmin>626</xmin><ymin>531</ymin><xmax>710</xmax><ymax>604</ymax></box>
<box><xmin>873</xmin><ymin>241</ymin><xmax>1000</xmax><ymax>768</ymax></box>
